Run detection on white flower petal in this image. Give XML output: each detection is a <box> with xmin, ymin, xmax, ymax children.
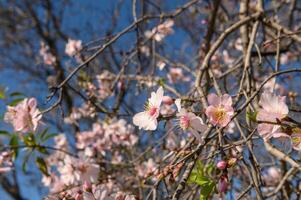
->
<box><xmin>133</xmin><ymin>112</ymin><xmax>158</xmax><ymax>131</ymax></box>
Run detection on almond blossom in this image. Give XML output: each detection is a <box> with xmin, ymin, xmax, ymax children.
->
<box><xmin>145</xmin><ymin>20</ymin><xmax>174</xmax><ymax>42</ymax></box>
<box><xmin>136</xmin><ymin>158</ymin><xmax>157</xmax><ymax>178</ymax></box>
<box><xmin>205</xmin><ymin>93</ymin><xmax>234</xmax><ymax>127</ymax></box>
<box><xmin>257</xmin><ymin>91</ymin><xmax>289</xmax><ymax>140</ymax></box>
<box><xmin>157</xmin><ymin>60</ymin><xmax>166</xmax><ymax>70</ymax></box>
<box><xmin>133</xmin><ymin>87</ymin><xmax>164</xmax><ymax>131</ymax></box>
<box><xmin>175</xmin><ymin>99</ymin><xmax>207</xmax><ymax>141</ymax></box>
<box><xmin>167</xmin><ymin>67</ymin><xmax>190</xmax><ymax>84</ymax></box>
<box><xmin>65</xmin><ymin>39</ymin><xmax>82</xmax><ymax>57</ymax></box>
<box><xmin>39</xmin><ymin>42</ymin><xmax>56</xmax><ymax>66</ymax></box>
<box><xmin>4</xmin><ymin>98</ymin><xmax>42</xmax><ymax>133</ymax></box>
<box><xmin>57</xmin><ymin>156</ymin><xmax>99</xmax><ymax>185</ymax></box>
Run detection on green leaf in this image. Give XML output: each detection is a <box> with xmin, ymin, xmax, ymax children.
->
<box><xmin>205</xmin><ymin>163</ymin><xmax>215</xmax><ymax>176</ymax></box>
<box><xmin>188</xmin><ymin>161</ymin><xmax>216</xmax><ymax>200</ymax></box>
<box><xmin>158</xmin><ymin>78</ymin><xmax>166</xmax><ymax>86</ymax></box>
<box><xmin>0</xmin><ymin>130</ymin><xmax>10</xmax><ymax>136</ymax></box>
<box><xmin>37</xmin><ymin>146</ymin><xmax>49</xmax><ymax>154</ymax></box>
<box><xmin>9</xmin><ymin>92</ymin><xmax>25</xmax><ymax>97</ymax></box>
<box><xmin>22</xmin><ymin>150</ymin><xmax>33</xmax><ymax>173</ymax></box>
<box><xmin>23</xmin><ymin>133</ymin><xmax>36</xmax><ymax>146</ymax></box>
<box><xmin>9</xmin><ymin>98</ymin><xmax>24</xmax><ymax>106</ymax></box>
<box><xmin>36</xmin><ymin>157</ymin><xmax>49</xmax><ymax>176</ymax></box>
<box><xmin>246</xmin><ymin>110</ymin><xmax>257</xmax><ymax>122</ymax></box>
<box><xmin>199</xmin><ymin>181</ymin><xmax>215</xmax><ymax>200</ymax></box>
<box><xmin>41</xmin><ymin>133</ymin><xmax>57</xmax><ymax>143</ymax></box>
<box><xmin>196</xmin><ymin>160</ymin><xmax>204</xmax><ymax>177</ymax></box>
<box><xmin>37</xmin><ymin>128</ymin><xmax>49</xmax><ymax>141</ymax></box>
<box><xmin>9</xmin><ymin>134</ymin><xmax>19</xmax><ymax>160</ymax></box>
<box><xmin>0</xmin><ymin>89</ymin><xmax>5</xmax><ymax>99</ymax></box>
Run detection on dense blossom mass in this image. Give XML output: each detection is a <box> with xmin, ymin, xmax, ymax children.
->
<box><xmin>2</xmin><ymin>1</ymin><xmax>301</xmax><ymax>200</ymax></box>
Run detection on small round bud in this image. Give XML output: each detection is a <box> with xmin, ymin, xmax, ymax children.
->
<box><xmin>216</xmin><ymin>160</ymin><xmax>227</xmax><ymax>170</ymax></box>
<box><xmin>162</xmin><ymin>96</ymin><xmax>174</xmax><ymax>105</ymax></box>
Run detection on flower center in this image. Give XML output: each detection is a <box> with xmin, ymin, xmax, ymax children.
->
<box><xmin>215</xmin><ymin>107</ymin><xmax>227</xmax><ymax>121</ymax></box>
<box><xmin>180</xmin><ymin>115</ymin><xmax>190</xmax><ymax>130</ymax></box>
<box><xmin>148</xmin><ymin>106</ymin><xmax>158</xmax><ymax>117</ymax></box>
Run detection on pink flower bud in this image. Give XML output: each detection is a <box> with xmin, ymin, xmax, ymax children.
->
<box><xmin>162</xmin><ymin>96</ymin><xmax>173</xmax><ymax>105</ymax></box>
<box><xmin>216</xmin><ymin>160</ymin><xmax>227</xmax><ymax>170</ymax></box>
<box><xmin>218</xmin><ymin>176</ymin><xmax>228</xmax><ymax>193</ymax></box>
<box><xmin>83</xmin><ymin>181</ymin><xmax>92</xmax><ymax>192</ymax></box>
<box><xmin>75</xmin><ymin>192</ymin><xmax>83</xmax><ymax>200</ymax></box>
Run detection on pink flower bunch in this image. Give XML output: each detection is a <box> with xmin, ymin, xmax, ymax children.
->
<box><xmin>4</xmin><ymin>98</ymin><xmax>42</xmax><ymax>133</ymax></box>
<box><xmin>39</xmin><ymin>42</ymin><xmax>56</xmax><ymax>65</ymax></box>
<box><xmin>57</xmin><ymin>155</ymin><xmax>100</xmax><ymax>185</ymax></box>
<box><xmin>136</xmin><ymin>158</ymin><xmax>157</xmax><ymax>179</ymax></box>
<box><xmin>50</xmin><ymin>180</ymin><xmax>137</xmax><ymax>200</ymax></box>
<box><xmin>64</xmin><ymin>102</ymin><xmax>96</xmax><ymax>125</ymax></box>
<box><xmin>257</xmin><ymin>91</ymin><xmax>289</xmax><ymax>140</ymax></box>
<box><xmin>167</xmin><ymin>67</ymin><xmax>190</xmax><ymax>84</ymax></box>
<box><xmin>205</xmin><ymin>93</ymin><xmax>234</xmax><ymax>127</ymax></box>
<box><xmin>96</xmin><ymin>70</ymin><xmax>115</xmax><ymax>100</ymax></box>
<box><xmin>133</xmin><ymin>87</ymin><xmax>164</xmax><ymax>130</ymax></box>
<box><xmin>145</xmin><ymin>20</ymin><xmax>174</xmax><ymax>42</ymax></box>
<box><xmin>65</xmin><ymin>38</ymin><xmax>82</xmax><ymax>57</ymax></box>
<box><xmin>76</xmin><ymin>119</ymin><xmax>138</xmax><ymax>158</ymax></box>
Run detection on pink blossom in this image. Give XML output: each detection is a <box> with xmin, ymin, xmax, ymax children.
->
<box><xmin>75</xmin><ymin>192</ymin><xmax>83</xmax><ymax>200</ymax></box>
<box><xmin>175</xmin><ymin>99</ymin><xmax>207</xmax><ymax>141</ymax></box>
<box><xmin>96</xmin><ymin>71</ymin><xmax>114</xmax><ymax>100</ymax></box>
<box><xmin>83</xmin><ymin>181</ymin><xmax>92</xmax><ymax>192</ymax></box>
<box><xmin>4</xmin><ymin>98</ymin><xmax>42</xmax><ymax>133</ymax></box>
<box><xmin>133</xmin><ymin>87</ymin><xmax>164</xmax><ymax>131</ymax></box>
<box><xmin>140</xmin><ymin>45</ymin><xmax>150</xmax><ymax>57</ymax></box>
<box><xmin>136</xmin><ymin>158</ymin><xmax>157</xmax><ymax>178</ymax></box>
<box><xmin>167</xmin><ymin>67</ymin><xmax>190</xmax><ymax>84</ymax></box>
<box><xmin>0</xmin><ymin>151</ymin><xmax>13</xmax><ymax>173</ymax></box>
<box><xmin>257</xmin><ymin>91</ymin><xmax>289</xmax><ymax>140</ymax></box>
<box><xmin>39</xmin><ymin>42</ymin><xmax>56</xmax><ymax>65</ymax></box>
<box><xmin>205</xmin><ymin>93</ymin><xmax>234</xmax><ymax>127</ymax></box>
<box><xmin>157</xmin><ymin>60</ymin><xmax>166</xmax><ymax>70</ymax></box>
<box><xmin>222</xmin><ymin>50</ymin><xmax>235</xmax><ymax>65</ymax></box>
<box><xmin>58</xmin><ymin>156</ymin><xmax>99</xmax><ymax>185</ymax></box>
<box><xmin>65</xmin><ymin>39</ymin><xmax>82</xmax><ymax>57</ymax></box>
<box><xmin>145</xmin><ymin>20</ymin><xmax>174</xmax><ymax>42</ymax></box>
<box><xmin>262</xmin><ymin>77</ymin><xmax>285</xmax><ymax>95</ymax></box>
<box><xmin>234</xmin><ymin>38</ymin><xmax>243</xmax><ymax>51</ymax></box>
